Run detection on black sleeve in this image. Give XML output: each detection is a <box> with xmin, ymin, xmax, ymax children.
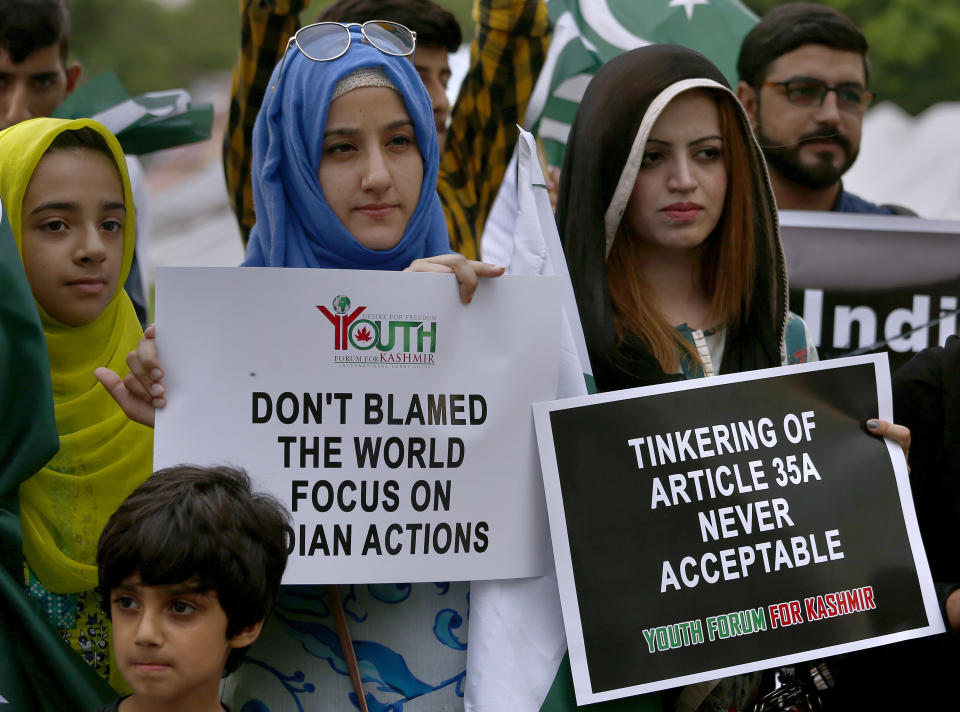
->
<box><xmin>893</xmin><ymin>335</ymin><xmax>960</xmax><ymax>584</ymax></box>
<box><xmin>893</xmin><ymin>339</ymin><xmax>946</xmax><ymax>482</ymax></box>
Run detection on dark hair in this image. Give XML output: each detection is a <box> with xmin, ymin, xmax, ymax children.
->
<box><xmin>315</xmin><ymin>0</ymin><xmax>462</xmax><ymax>52</ymax></box>
<box><xmin>97</xmin><ymin>465</ymin><xmax>290</xmax><ymax>675</ymax></box>
<box><xmin>737</xmin><ymin>2</ymin><xmax>869</xmax><ymax>88</ymax></box>
<box><xmin>0</xmin><ymin>0</ymin><xmax>71</xmax><ymax>64</ymax></box>
<box><xmin>45</xmin><ymin>126</ymin><xmax>114</xmax><ymax>161</ymax></box>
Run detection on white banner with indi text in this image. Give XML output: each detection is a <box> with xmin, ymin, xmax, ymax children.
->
<box><xmin>153</xmin><ymin>267</ymin><xmax>561</xmax><ymax>584</ymax></box>
<box><xmin>781</xmin><ymin>211</ymin><xmax>960</xmax><ymax>370</ymax></box>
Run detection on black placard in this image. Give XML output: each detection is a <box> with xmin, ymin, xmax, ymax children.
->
<box><xmin>536</xmin><ymin>356</ymin><xmax>941</xmax><ymax>702</ymax></box>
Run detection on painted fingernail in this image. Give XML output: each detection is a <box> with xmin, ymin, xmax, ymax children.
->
<box><xmin>150</xmin><ymin>384</ymin><xmax>164</xmax><ymax>396</ymax></box>
<box><xmin>150</xmin><ymin>369</ymin><xmax>163</xmax><ymax>380</ymax></box>
<box><xmin>866</xmin><ymin>419</ymin><xmax>879</xmax><ymax>430</ymax></box>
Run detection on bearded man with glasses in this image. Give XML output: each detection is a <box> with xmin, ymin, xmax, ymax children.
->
<box><xmin>736</xmin><ymin>2</ymin><xmax>913</xmax><ymax>215</ymax></box>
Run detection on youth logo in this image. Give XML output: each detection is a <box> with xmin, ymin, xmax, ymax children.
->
<box><xmin>317</xmin><ymin>295</ymin><xmax>437</xmax><ymax>367</ymax></box>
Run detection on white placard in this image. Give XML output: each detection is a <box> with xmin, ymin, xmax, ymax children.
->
<box><xmin>154</xmin><ymin>267</ymin><xmax>561</xmax><ymax>584</ymax></box>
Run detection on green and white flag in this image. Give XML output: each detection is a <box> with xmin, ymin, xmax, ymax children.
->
<box><xmin>53</xmin><ymin>71</ymin><xmax>213</xmax><ymax>155</ymax></box>
<box><xmin>533</xmin><ymin>0</ymin><xmax>757</xmax><ymax>168</ymax></box>
<box><xmin>468</xmin><ymin>129</ymin><xmax>663</xmax><ymax>712</ymax></box>
<box><xmin>472</xmin><ymin>3</ymin><xmax>759</xmax><ymax>709</ymax></box>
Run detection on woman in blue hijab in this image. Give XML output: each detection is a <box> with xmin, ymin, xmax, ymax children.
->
<box><xmin>236</xmin><ymin>30</ymin><xmax>481</xmax><ymax>706</ymax></box>
<box><xmin>244</xmin><ymin>22</ymin><xmax>452</xmax><ymax>271</ymax></box>
<box><xmin>102</xmin><ymin>22</ymin><xmax>499</xmax><ymax>711</ymax></box>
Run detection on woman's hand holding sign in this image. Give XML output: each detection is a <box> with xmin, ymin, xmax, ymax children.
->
<box><xmin>404</xmin><ymin>253</ymin><xmax>504</xmax><ymax>304</ymax></box>
<box><xmin>866</xmin><ymin>418</ymin><xmax>911</xmax><ymax>469</ymax></box>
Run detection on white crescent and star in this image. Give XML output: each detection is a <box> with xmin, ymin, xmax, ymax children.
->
<box><xmin>580</xmin><ymin>0</ymin><xmax>711</xmax><ymax>52</ymax></box>
<box><xmin>669</xmin><ymin>0</ymin><xmax>710</xmax><ymax>21</ymax></box>
<box><xmin>581</xmin><ymin>0</ymin><xmax>651</xmax><ymax>50</ymax></box>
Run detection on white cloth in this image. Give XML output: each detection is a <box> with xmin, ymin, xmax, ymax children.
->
<box><xmin>465</xmin><ymin>129</ymin><xmax>590</xmax><ymax>711</ymax></box>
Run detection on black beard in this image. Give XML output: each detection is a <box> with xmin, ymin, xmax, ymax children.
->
<box><xmin>757</xmin><ymin>126</ymin><xmax>859</xmax><ymax>190</ymax></box>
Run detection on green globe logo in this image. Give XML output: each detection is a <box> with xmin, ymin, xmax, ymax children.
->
<box><xmin>332</xmin><ymin>295</ymin><xmax>351</xmax><ymax>315</ymax></box>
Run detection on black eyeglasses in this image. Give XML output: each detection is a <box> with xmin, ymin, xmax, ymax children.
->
<box><xmin>272</xmin><ymin>21</ymin><xmax>417</xmax><ymax>90</ymax></box>
<box><xmin>762</xmin><ymin>79</ymin><xmax>875</xmax><ymax>114</ymax></box>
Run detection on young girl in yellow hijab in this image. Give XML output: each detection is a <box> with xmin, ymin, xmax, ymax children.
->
<box><xmin>0</xmin><ymin>117</ymin><xmax>152</xmax><ymax>692</ymax></box>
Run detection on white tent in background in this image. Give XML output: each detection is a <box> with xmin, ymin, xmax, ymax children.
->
<box><xmin>845</xmin><ymin>101</ymin><xmax>960</xmax><ymax>220</ymax></box>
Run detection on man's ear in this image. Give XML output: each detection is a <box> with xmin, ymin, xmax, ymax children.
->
<box><xmin>64</xmin><ymin>62</ymin><xmax>82</xmax><ymax>96</ymax></box>
<box><xmin>228</xmin><ymin>619</ymin><xmax>265</xmax><ymax>649</ymax></box>
<box><xmin>737</xmin><ymin>80</ymin><xmax>759</xmax><ymax>129</ymax></box>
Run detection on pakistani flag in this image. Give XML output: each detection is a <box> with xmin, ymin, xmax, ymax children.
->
<box><xmin>53</xmin><ymin>71</ymin><xmax>213</xmax><ymax>155</ymax></box>
<box><xmin>0</xmin><ymin>203</ymin><xmax>115</xmax><ymax>709</ymax></box>
<box><xmin>532</xmin><ymin>0</ymin><xmax>757</xmax><ymax>169</ymax></box>
<box><xmin>470</xmin><ymin>4</ymin><xmax>759</xmax><ymax>709</ymax></box>
<box><xmin>467</xmin><ymin>130</ymin><xmax>664</xmax><ymax>712</ymax></box>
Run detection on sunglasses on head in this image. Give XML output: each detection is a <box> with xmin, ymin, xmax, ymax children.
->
<box><xmin>272</xmin><ymin>20</ymin><xmax>417</xmax><ymax>90</ymax></box>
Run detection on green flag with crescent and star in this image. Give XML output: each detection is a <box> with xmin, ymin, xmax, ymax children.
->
<box><xmin>535</xmin><ymin>0</ymin><xmax>758</xmax><ymax>168</ymax></box>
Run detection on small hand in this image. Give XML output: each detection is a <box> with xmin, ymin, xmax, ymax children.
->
<box><xmin>94</xmin><ymin>323</ymin><xmax>165</xmax><ymax>428</ymax></box>
<box><xmin>404</xmin><ymin>254</ymin><xmax>505</xmax><ymax>304</ymax></box>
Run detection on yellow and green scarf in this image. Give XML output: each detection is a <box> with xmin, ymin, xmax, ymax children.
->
<box><xmin>0</xmin><ymin>118</ymin><xmax>152</xmax><ymax>594</ymax></box>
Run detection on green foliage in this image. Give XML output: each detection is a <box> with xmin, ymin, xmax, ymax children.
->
<box><xmin>71</xmin><ymin>0</ymin><xmax>240</xmax><ymax>94</ymax></box>
<box><xmin>69</xmin><ymin>1</ymin><xmax>951</xmax><ymax>114</ymax></box>
<box><xmin>743</xmin><ymin>0</ymin><xmax>960</xmax><ymax>114</ymax></box>
<box><xmin>69</xmin><ymin>1</ymin><xmax>474</xmax><ymax>96</ymax></box>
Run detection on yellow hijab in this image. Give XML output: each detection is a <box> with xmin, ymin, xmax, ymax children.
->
<box><xmin>0</xmin><ymin>118</ymin><xmax>152</xmax><ymax>594</ymax></box>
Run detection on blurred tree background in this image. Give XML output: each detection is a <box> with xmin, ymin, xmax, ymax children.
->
<box><xmin>70</xmin><ymin>0</ymin><xmax>474</xmax><ymax>96</ymax></box>
<box><xmin>71</xmin><ymin>0</ymin><xmax>955</xmax><ymax>114</ymax></box>
<box><xmin>71</xmin><ymin>0</ymin><xmax>239</xmax><ymax>94</ymax></box>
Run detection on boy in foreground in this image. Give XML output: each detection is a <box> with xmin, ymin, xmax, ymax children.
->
<box><xmin>94</xmin><ymin>465</ymin><xmax>290</xmax><ymax>712</ymax></box>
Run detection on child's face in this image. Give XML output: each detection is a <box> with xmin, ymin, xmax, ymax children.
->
<box><xmin>318</xmin><ymin>86</ymin><xmax>424</xmax><ymax>251</ymax></box>
<box><xmin>20</xmin><ymin>147</ymin><xmax>125</xmax><ymax>326</ymax></box>
<box><xmin>110</xmin><ymin>575</ymin><xmax>262</xmax><ymax>706</ymax></box>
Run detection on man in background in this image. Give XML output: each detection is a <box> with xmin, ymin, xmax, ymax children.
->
<box><xmin>1</xmin><ymin>0</ymin><xmax>150</xmax><ymax>324</ymax></box>
<box><xmin>736</xmin><ymin>2</ymin><xmax>909</xmax><ymax>214</ymax></box>
<box><xmin>0</xmin><ymin>0</ymin><xmax>80</xmax><ymax>129</ymax></box>
<box><xmin>316</xmin><ymin>0</ymin><xmax>462</xmax><ymax>154</ymax></box>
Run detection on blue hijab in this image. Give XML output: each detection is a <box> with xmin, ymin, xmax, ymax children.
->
<box><xmin>244</xmin><ymin>27</ymin><xmax>450</xmax><ymax>269</ymax></box>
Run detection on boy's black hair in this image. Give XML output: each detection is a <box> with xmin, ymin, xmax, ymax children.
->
<box><xmin>0</xmin><ymin>0</ymin><xmax>71</xmax><ymax>64</ymax></box>
<box><xmin>737</xmin><ymin>2</ymin><xmax>869</xmax><ymax>88</ymax></box>
<box><xmin>46</xmin><ymin>126</ymin><xmax>114</xmax><ymax>162</ymax></box>
<box><xmin>97</xmin><ymin>465</ymin><xmax>290</xmax><ymax>675</ymax></box>
<box><xmin>315</xmin><ymin>0</ymin><xmax>462</xmax><ymax>53</ymax></box>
